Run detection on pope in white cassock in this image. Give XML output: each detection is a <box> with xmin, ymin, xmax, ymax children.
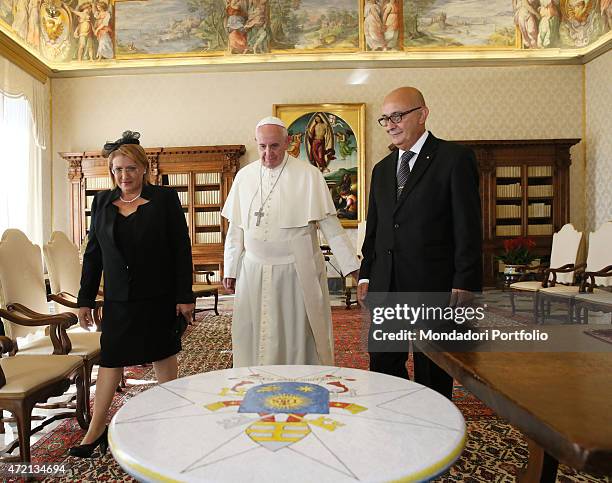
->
<box><xmin>222</xmin><ymin>116</ymin><xmax>360</xmax><ymax>367</ymax></box>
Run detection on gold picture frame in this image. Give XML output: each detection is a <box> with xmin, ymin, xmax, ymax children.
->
<box><xmin>274</xmin><ymin>103</ymin><xmax>366</xmax><ymax>228</ymax></box>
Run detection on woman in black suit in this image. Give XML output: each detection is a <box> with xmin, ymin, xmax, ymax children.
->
<box><xmin>70</xmin><ymin>131</ymin><xmax>195</xmax><ymax>457</ymax></box>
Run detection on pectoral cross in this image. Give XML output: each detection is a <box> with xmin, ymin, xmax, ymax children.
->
<box><xmin>254</xmin><ymin>209</ymin><xmax>264</xmax><ymax>226</ymax></box>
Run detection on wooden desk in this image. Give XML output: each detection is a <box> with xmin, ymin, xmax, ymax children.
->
<box><xmin>423</xmin><ymin>327</ymin><xmax>612</xmax><ymax>478</ymax></box>
<box><xmin>109</xmin><ymin>365</ymin><xmax>466</xmax><ymax>482</ymax></box>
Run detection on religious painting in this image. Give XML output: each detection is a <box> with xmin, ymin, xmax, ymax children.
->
<box><xmin>403</xmin><ymin>0</ymin><xmax>516</xmax><ymax>48</ymax></box>
<box><xmin>363</xmin><ymin>0</ymin><xmax>403</xmax><ymax>51</ymax></box>
<box><xmin>270</xmin><ymin>0</ymin><xmax>360</xmax><ymax>51</ymax></box>
<box><xmin>274</xmin><ymin>103</ymin><xmax>365</xmax><ymax>227</ymax></box>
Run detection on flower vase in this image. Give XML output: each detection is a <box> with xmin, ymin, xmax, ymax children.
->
<box><xmin>503</xmin><ymin>264</ymin><xmax>524</xmax><ymax>275</ymax></box>
<box><xmin>502</xmin><ymin>264</ymin><xmax>527</xmax><ymax>288</ymax></box>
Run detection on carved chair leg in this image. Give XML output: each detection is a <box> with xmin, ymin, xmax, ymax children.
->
<box><xmin>117</xmin><ymin>370</ymin><xmax>127</xmax><ymax>392</ymax></box>
<box><xmin>345</xmin><ymin>288</ymin><xmax>352</xmax><ymax>310</ymax></box>
<box><xmin>532</xmin><ymin>293</ymin><xmax>539</xmax><ymax>323</ymax></box>
<box><xmin>536</xmin><ymin>297</ymin><xmax>544</xmax><ymax>324</ymax></box>
<box><xmin>0</xmin><ymin>410</ymin><xmax>4</xmax><ymax>434</ymax></box>
<box><xmin>80</xmin><ymin>361</ymin><xmax>94</xmax><ymax>427</ymax></box>
<box><xmin>214</xmin><ymin>292</ymin><xmax>219</xmax><ymax>316</ymax></box>
<box><xmin>575</xmin><ymin>305</ymin><xmax>582</xmax><ymax>324</ymax></box>
<box><xmin>510</xmin><ymin>291</ymin><xmax>516</xmax><ymax>315</ymax></box>
<box><xmin>75</xmin><ymin>366</ymin><xmax>90</xmax><ymax>430</ymax></box>
<box><xmin>14</xmin><ymin>401</ymin><xmax>33</xmax><ymax>463</ymax></box>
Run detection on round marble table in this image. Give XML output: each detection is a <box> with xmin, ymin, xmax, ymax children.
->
<box><xmin>109</xmin><ymin>365</ymin><xmax>466</xmax><ymax>482</ymax></box>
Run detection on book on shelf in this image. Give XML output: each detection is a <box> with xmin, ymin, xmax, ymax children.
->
<box><xmin>86</xmin><ymin>177</ymin><xmax>113</xmax><ymax>190</ymax></box>
<box><xmin>528</xmin><ymin>224</ymin><xmax>553</xmax><ymax>236</ymax></box>
<box><xmin>195</xmin><ymin>232</ymin><xmax>222</xmax><ymax>244</ymax></box>
<box><xmin>496</xmin><ymin>205</ymin><xmax>521</xmax><ymax>219</ymax></box>
<box><xmin>527</xmin><ymin>166</ymin><xmax>553</xmax><ymax>177</ymax></box>
<box><xmin>527</xmin><ymin>185</ymin><xmax>553</xmax><ymax>197</ymax></box>
<box><xmin>195</xmin><ymin>172</ymin><xmax>221</xmax><ymax>184</ymax></box>
<box><xmin>177</xmin><ymin>191</ymin><xmax>189</xmax><ymax>205</ymax></box>
<box><xmin>528</xmin><ymin>203</ymin><xmax>551</xmax><ymax>217</ymax></box>
<box><xmin>195</xmin><ymin>211</ymin><xmax>221</xmax><ymax>226</ymax></box>
<box><xmin>194</xmin><ymin>190</ymin><xmax>220</xmax><ymax>205</ymax></box>
<box><xmin>495</xmin><ymin>225</ymin><xmax>521</xmax><ymax>237</ymax></box>
<box><xmin>495</xmin><ymin>166</ymin><xmax>521</xmax><ymax>177</ymax></box>
<box><xmin>195</xmin><ymin>270</ymin><xmax>221</xmax><ymax>283</ymax></box>
<box><xmin>166</xmin><ymin>173</ymin><xmax>189</xmax><ymax>186</ymax></box>
<box><xmin>496</xmin><ymin>183</ymin><xmax>522</xmax><ymax>198</ymax></box>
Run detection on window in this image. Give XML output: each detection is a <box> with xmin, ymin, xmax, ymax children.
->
<box><xmin>0</xmin><ymin>92</ymin><xmax>42</xmax><ymax>244</ymax></box>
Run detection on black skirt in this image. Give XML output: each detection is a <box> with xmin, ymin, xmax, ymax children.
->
<box><xmin>100</xmin><ymin>298</ymin><xmax>181</xmax><ymax>368</ymax></box>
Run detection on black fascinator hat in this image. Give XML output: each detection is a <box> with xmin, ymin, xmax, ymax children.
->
<box><xmin>102</xmin><ymin>130</ymin><xmax>141</xmax><ymax>157</ymax></box>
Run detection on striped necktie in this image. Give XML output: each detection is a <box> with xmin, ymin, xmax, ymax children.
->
<box><xmin>396</xmin><ymin>150</ymin><xmax>416</xmax><ymax>200</ymax></box>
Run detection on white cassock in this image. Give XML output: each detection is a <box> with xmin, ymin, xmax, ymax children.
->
<box><xmin>222</xmin><ymin>154</ymin><xmax>360</xmax><ymax>367</ymax></box>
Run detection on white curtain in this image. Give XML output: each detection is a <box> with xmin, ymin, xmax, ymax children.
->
<box><xmin>0</xmin><ymin>55</ymin><xmax>47</xmax><ymax>247</ymax></box>
<box><xmin>0</xmin><ymin>57</ymin><xmax>47</xmax><ymax>149</ymax></box>
<box><xmin>0</xmin><ymin>92</ymin><xmax>44</xmax><ymax>247</ymax></box>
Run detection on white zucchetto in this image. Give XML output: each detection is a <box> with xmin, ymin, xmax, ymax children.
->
<box><xmin>256</xmin><ymin>116</ymin><xmax>287</xmax><ymax>130</ymax></box>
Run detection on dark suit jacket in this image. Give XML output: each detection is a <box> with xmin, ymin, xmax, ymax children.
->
<box><xmin>360</xmin><ymin>133</ymin><xmax>482</xmax><ymax>293</ymax></box>
<box><xmin>77</xmin><ymin>184</ymin><xmax>194</xmax><ymax>308</ymax></box>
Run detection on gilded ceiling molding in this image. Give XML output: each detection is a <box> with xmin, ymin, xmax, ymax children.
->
<box><xmin>0</xmin><ymin>30</ymin><xmax>51</xmax><ymax>83</ymax></box>
<box><xmin>0</xmin><ymin>22</ymin><xmax>610</xmax><ymax>80</ymax></box>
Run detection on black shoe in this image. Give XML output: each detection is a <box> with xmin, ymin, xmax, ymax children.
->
<box><xmin>68</xmin><ymin>426</ymin><xmax>108</xmax><ymax>458</ymax></box>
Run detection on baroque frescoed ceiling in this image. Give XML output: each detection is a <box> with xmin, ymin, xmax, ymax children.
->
<box><xmin>1</xmin><ymin>0</ymin><xmax>611</xmax><ymax>79</ymax></box>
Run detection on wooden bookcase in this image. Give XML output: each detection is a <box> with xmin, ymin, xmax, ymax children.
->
<box><xmin>62</xmin><ymin>145</ymin><xmax>245</xmax><ymax>282</ymax></box>
<box><xmin>461</xmin><ymin>139</ymin><xmax>579</xmax><ymax>287</ymax></box>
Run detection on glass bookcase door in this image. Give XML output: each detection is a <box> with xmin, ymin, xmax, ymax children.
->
<box><xmin>83</xmin><ymin>175</ymin><xmax>113</xmax><ymax>235</ymax></box>
<box><xmin>161</xmin><ymin>172</ymin><xmax>191</xmax><ymax>236</ymax></box>
<box><xmin>495</xmin><ymin>165</ymin><xmax>522</xmax><ymax>237</ymax></box>
<box><xmin>193</xmin><ymin>172</ymin><xmax>222</xmax><ymax>246</ymax></box>
<box><xmin>526</xmin><ymin>165</ymin><xmax>554</xmax><ymax>236</ymax></box>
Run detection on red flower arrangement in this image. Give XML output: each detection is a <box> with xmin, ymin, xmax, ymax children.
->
<box><xmin>497</xmin><ymin>237</ymin><xmax>537</xmax><ymax>265</ymax></box>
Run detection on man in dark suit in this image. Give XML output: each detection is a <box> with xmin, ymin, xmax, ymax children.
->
<box><xmin>357</xmin><ymin>87</ymin><xmax>482</xmax><ymax>399</ymax></box>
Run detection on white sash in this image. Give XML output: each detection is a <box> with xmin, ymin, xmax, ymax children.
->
<box><xmin>244</xmin><ymin>234</ymin><xmax>334</xmax><ymax>365</ymax></box>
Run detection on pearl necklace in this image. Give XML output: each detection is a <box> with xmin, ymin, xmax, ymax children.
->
<box><xmin>119</xmin><ymin>192</ymin><xmax>141</xmax><ymax>203</ymax></box>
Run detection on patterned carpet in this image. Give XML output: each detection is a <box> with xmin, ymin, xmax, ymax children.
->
<box><xmin>19</xmin><ymin>307</ymin><xmax>609</xmax><ymax>482</ymax></box>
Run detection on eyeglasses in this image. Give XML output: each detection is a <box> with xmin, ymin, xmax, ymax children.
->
<box><xmin>377</xmin><ymin>106</ymin><xmax>423</xmax><ymax>127</ymax></box>
<box><xmin>111</xmin><ymin>166</ymin><xmax>139</xmax><ymax>176</ymax></box>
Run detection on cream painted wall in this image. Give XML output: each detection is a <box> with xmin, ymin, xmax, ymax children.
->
<box><xmin>585</xmin><ymin>49</ymin><xmax>612</xmax><ymax>232</ymax></box>
<box><xmin>51</xmin><ymin>65</ymin><xmax>585</xmax><ymax>236</ymax></box>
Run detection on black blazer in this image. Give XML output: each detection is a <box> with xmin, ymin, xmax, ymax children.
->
<box><xmin>360</xmin><ymin>133</ymin><xmax>482</xmax><ymax>293</ymax></box>
<box><xmin>77</xmin><ymin>184</ymin><xmax>194</xmax><ymax>308</ymax></box>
